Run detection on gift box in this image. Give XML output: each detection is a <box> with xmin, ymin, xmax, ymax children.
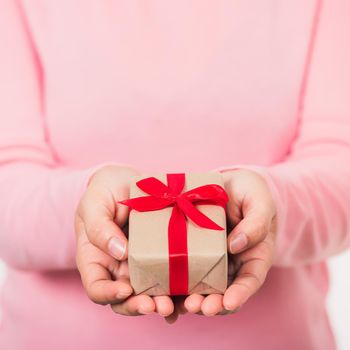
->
<box><xmin>119</xmin><ymin>172</ymin><xmax>229</xmax><ymax>296</ymax></box>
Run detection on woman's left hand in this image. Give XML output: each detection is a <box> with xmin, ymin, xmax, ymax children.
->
<box><xmin>182</xmin><ymin>169</ymin><xmax>277</xmax><ymax>316</ymax></box>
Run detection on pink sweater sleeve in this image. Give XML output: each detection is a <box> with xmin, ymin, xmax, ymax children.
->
<box><xmin>216</xmin><ymin>0</ymin><xmax>350</xmax><ymax>267</ymax></box>
<box><xmin>0</xmin><ymin>1</ymin><xmax>101</xmax><ymax>270</ymax></box>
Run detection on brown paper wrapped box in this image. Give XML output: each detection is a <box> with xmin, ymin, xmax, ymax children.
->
<box><xmin>126</xmin><ymin>172</ymin><xmax>228</xmax><ymax>296</ymax></box>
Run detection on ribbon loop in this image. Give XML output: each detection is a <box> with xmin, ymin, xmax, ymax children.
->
<box><xmin>136</xmin><ymin>176</ymin><xmax>170</xmax><ymax>198</ymax></box>
<box><xmin>166</xmin><ymin>173</ymin><xmax>185</xmax><ymax>195</ymax></box>
<box><xmin>119</xmin><ymin>196</ymin><xmax>173</xmax><ymax>211</ymax></box>
<box><xmin>182</xmin><ymin>184</ymin><xmax>229</xmax><ymax>207</ymax></box>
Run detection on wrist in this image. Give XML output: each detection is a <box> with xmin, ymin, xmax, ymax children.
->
<box><xmin>85</xmin><ymin>162</ymin><xmax>137</xmax><ymax>189</ymax></box>
<box><xmin>213</xmin><ymin>163</ymin><xmax>283</xmax><ymax>252</ymax></box>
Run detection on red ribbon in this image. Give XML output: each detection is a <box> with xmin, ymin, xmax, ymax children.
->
<box><xmin>119</xmin><ymin>173</ymin><xmax>229</xmax><ymax>295</ymax></box>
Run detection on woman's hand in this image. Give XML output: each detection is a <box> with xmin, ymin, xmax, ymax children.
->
<box><xmin>183</xmin><ymin>169</ymin><xmax>277</xmax><ymax>316</ymax></box>
<box><xmin>75</xmin><ymin>165</ymin><xmax>175</xmax><ymax>318</ymax></box>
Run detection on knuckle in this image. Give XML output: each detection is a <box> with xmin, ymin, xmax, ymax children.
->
<box><xmin>253</xmin><ymin>219</ymin><xmax>269</xmax><ymax>239</ymax></box>
<box><xmin>86</xmin><ymin>290</ymin><xmax>103</xmax><ymax>305</ymax></box>
<box><xmin>84</xmin><ymin>282</ymin><xmax>107</xmax><ymax>305</ymax></box>
<box><xmin>87</xmin><ymin>223</ymin><xmax>104</xmax><ymax>241</ymax></box>
<box><xmin>224</xmin><ymin>176</ymin><xmax>235</xmax><ymax>194</ymax></box>
<box><xmin>260</xmin><ymin>239</ymin><xmax>274</xmax><ymax>255</ymax></box>
<box><xmin>240</xmin><ymin>272</ymin><xmax>263</xmax><ymax>291</ymax></box>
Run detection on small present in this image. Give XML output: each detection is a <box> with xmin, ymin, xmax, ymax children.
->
<box><xmin>119</xmin><ymin>172</ymin><xmax>229</xmax><ymax>296</ymax></box>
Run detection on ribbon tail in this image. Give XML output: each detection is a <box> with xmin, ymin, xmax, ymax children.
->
<box><xmin>118</xmin><ymin>196</ymin><xmax>173</xmax><ymax>211</ymax></box>
<box><xmin>177</xmin><ymin>197</ymin><xmax>225</xmax><ymax>230</ymax></box>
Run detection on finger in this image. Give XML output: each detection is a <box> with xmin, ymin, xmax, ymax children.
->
<box><xmin>86</xmin><ymin>277</ymin><xmax>133</xmax><ymax>305</ymax></box>
<box><xmin>201</xmin><ymin>294</ymin><xmax>224</xmax><ymax>316</ymax></box>
<box><xmin>111</xmin><ymin>295</ymin><xmax>155</xmax><ymax>316</ymax></box>
<box><xmin>153</xmin><ymin>296</ymin><xmax>174</xmax><ymax>317</ymax></box>
<box><xmin>114</xmin><ymin>260</ymin><xmax>129</xmax><ymax>280</ymax></box>
<box><xmin>80</xmin><ymin>189</ymin><xmax>128</xmax><ymax>260</ymax></box>
<box><xmin>227</xmin><ymin>202</ymin><xmax>274</xmax><ymax>255</ymax></box>
<box><xmin>80</xmin><ymin>262</ymin><xmax>133</xmax><ymax>304</ymax></box>
<box><xmin>76</xmin><ymin>224</ymin><xmax>133</xmax><ymax>304</ymax></box>
<box><xmin>78</xmin><ymin>257</ymin><xmax>132</xmax><ymax>305</ymax></box>
<box><xmin>223</xmin><ymin>254</ymin><xmax>270</xmax><ymax>311</ymax></box>
<box><xmin>184</xmin><ymin>293</ymin><xmax>205</xmax><ymax>314</ymax></box>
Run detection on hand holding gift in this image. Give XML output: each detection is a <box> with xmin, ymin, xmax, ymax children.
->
<box><xmin>184</xmin><ymin>169</ymin><xmax>277</xmax><ymax>316</ymax></box>
<box><xmin>74</xmin><ymin>165</ymin><xmax>175</xmax><ymax>318</ymax></box>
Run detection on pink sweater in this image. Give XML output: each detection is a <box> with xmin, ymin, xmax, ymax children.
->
<box><xmin>1</xmin><ymin>1</ymin><xmax>350</xmax><ymax>349</ymax></box>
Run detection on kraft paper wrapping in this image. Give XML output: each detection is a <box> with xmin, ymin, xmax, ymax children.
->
<box><xmin>127</xmin><ymin>172</ymin><xmax>228</xmax><ymax>296</ymax></box>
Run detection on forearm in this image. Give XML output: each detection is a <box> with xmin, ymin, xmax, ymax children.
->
<box><xmin>215</xmin><ymin>143</ymin><xmax>350</xmax><ymax>267</ymax></box>
<box><xmin>0</xmin><ymin>162</ymin><xmax>94</xmax><ymax>270</ymax></box>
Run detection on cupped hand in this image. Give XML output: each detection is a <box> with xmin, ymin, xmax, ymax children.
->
<box><xmin>183</xmin><ymin>169</ymin><xmax>277</xmax><ymax>316</ymax></box>
<box><xmin>75</xmin><ymin>165</ymin><xmax>175</xmax><ymax>318</ymax></box>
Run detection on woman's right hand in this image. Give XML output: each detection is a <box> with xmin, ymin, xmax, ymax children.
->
<box><xmin>74</xmin><ymin>165</ymin><xmax>175</xmax><ymax>318</ymax></box>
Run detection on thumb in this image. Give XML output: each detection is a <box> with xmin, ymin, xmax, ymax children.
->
<box><xmin>80</xmin><ymin>191</ymin><xmax>129</xmax><ymax>261</ymax></box>
<box><xmin>227</xmin><ymin>201</ymin><xmax>275</xmax><ymax>255</ymax></box>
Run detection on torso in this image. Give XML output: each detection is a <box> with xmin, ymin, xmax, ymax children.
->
<box><xmin>0</xmin><ymin>1</ymin><xmax>336</xmax><ymax>349</ymax></box>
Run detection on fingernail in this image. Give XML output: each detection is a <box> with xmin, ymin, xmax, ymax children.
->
<box><xmin>108</xmin><ymin>236</ymin><xmax>126</xmax><ymax>259</ymax></box>
<box><xmin>229</xmin><ymin>233</ymin><xmax>248</xmax><ymax>254</ymax></box>
<box><xmin>224</xmin><ymin>304</ymin><xmax>242</xmax><ymax>312</ymax></box>
<box><xmin>116</xmin><ymin>290</ymin><xmax>131</xmax><ymax>299</ymax></box>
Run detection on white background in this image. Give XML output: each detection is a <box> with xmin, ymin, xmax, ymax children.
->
<box><xmin>1</xmin><ymin>253</ymin><xmax>350</xmax><ymax>348</ymax></box>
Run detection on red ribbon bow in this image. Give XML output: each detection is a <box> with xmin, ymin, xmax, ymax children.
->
<box><xmin>119</xmin><ymin>173</ymin><xmax>229</xmax><ymax>295</ymax></box>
